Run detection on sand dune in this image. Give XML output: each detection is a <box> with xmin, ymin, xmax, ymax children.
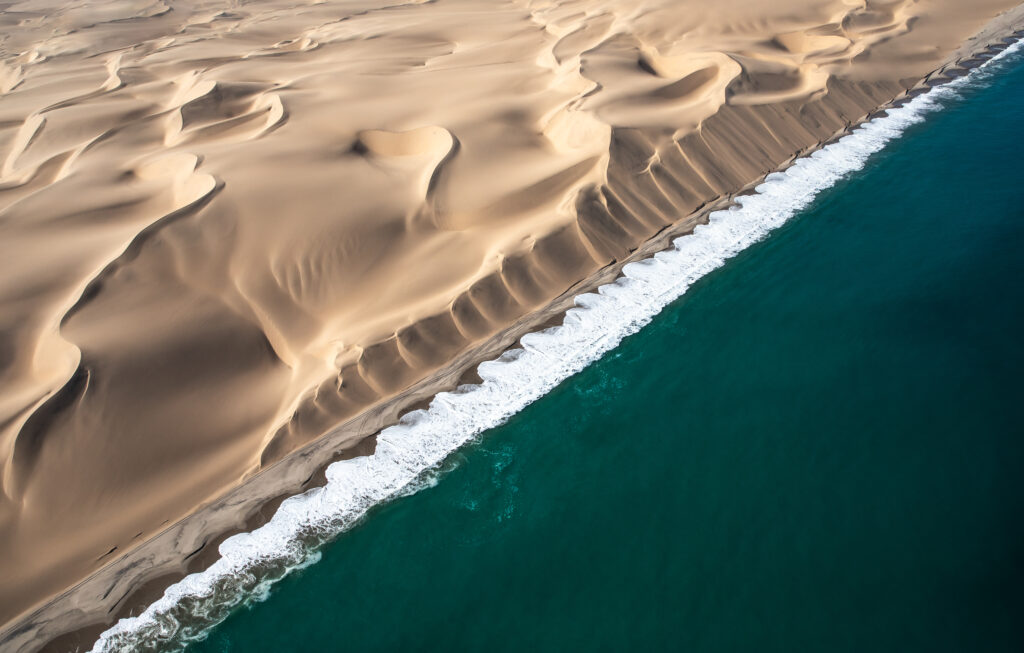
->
<box><xmin>0</xmin><ymin>0</ymin><xmax>1020</xmax><ymax>635</ymax></box>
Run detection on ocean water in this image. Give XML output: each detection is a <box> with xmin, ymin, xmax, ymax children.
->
<box><xmin>96</xmin><ymin>44</ymin><xmax>1024</xmax><ymax>653</ymax></box>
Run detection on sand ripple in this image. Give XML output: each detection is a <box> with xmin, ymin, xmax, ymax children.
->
<box><xmin>0</xmin><ymin>0</ymin><xmax>1019</xmax><ymax>635</ymax></box>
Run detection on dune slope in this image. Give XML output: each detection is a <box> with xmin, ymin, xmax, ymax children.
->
<box><xmin>0</xmin><ymin>0</ymin><xmax>1020</xmax><ymax>633</ymax></box>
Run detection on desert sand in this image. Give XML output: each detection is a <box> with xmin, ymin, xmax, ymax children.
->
<box><xmin>0</xmin><ymin>0</ymin><xmax>1021</xmax><ymax>646</ymax></box>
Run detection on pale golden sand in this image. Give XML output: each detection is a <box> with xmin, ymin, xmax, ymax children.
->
<box><xmin>0</xmin><ymin>0</ymin><xmax>1022</xmax><ymax>647</ymax></box>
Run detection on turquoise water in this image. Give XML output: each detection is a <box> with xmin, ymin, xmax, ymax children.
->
<box><xmin>182</xmin><ymin>52</ymin><xmax>1024</xmax><ymax>652</ymax></box>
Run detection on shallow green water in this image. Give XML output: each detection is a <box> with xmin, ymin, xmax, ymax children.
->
<box><xmin>191</xmin><ymin>52</ymin><xmax>1024</xmax><ymax>653</ymax></box>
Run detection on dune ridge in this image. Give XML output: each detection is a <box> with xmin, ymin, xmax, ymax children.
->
<box><xmin>0</xmin><ymin>0</ymin><xmax>1022</xmax><ymax>648</ymax></box>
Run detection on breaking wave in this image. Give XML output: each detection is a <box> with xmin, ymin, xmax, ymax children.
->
<box><xmin>91</xmin><ymin>38</ymin><xmax>1022</xmax><ymax>653</ymax></box>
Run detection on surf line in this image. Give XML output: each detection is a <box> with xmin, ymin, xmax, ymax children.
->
<box><xmin>90</xmin><ymin>38</ymin><xmax>1023</xmax><ymax>653</ymax></box>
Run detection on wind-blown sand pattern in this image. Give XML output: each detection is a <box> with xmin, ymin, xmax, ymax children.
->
<box><xmin>0</xmin><ymin>0</ymin><xmax>1021</xmax><ymax>647</ymax></box>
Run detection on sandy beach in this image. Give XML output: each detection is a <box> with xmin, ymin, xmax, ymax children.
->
<box><xmin>1</xmin><ymin>0</ymin><xmax>1022</xmax><ymax>649</ymax></box>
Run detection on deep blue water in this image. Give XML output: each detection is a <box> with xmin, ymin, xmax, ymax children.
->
<box><xmin>187</xmin><ymin>49</ymin><xmax>1024</xmax><ymax>653</ymax></box>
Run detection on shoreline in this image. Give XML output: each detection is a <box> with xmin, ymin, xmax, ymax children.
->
<box><xmin>4</xmin><ymin>7</ymin><xmax>1024</xmax><ymax>652</ymax></box>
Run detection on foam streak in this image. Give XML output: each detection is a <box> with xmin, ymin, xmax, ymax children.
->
<box><xmin>91</xmin><ymin>40</ymin><xmax>1021</xmax><ymax>652</ymax></box>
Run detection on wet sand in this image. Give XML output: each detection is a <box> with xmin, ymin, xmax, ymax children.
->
<box><xmin>1</xmin><ymin>0</ymin><xmax>1023</xmax><ymax>650</ymax></box>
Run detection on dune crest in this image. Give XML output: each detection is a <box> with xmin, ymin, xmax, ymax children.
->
<box><xmin>0</xmin><ymin>0</ymin><xmax>1021</xmax><ymax>639</ymax></box>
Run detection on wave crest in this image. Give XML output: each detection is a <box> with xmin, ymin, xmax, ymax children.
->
<box><xmin>91</xmin><ymin>39</ymin><xmax>1022</xmax><ymax>653</ymax></box>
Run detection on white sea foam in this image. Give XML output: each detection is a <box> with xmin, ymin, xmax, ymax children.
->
<box><xmin>91</xmin><ymin>38</ymin><xmax>1022</xmax><ymax>652</ymax></box>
